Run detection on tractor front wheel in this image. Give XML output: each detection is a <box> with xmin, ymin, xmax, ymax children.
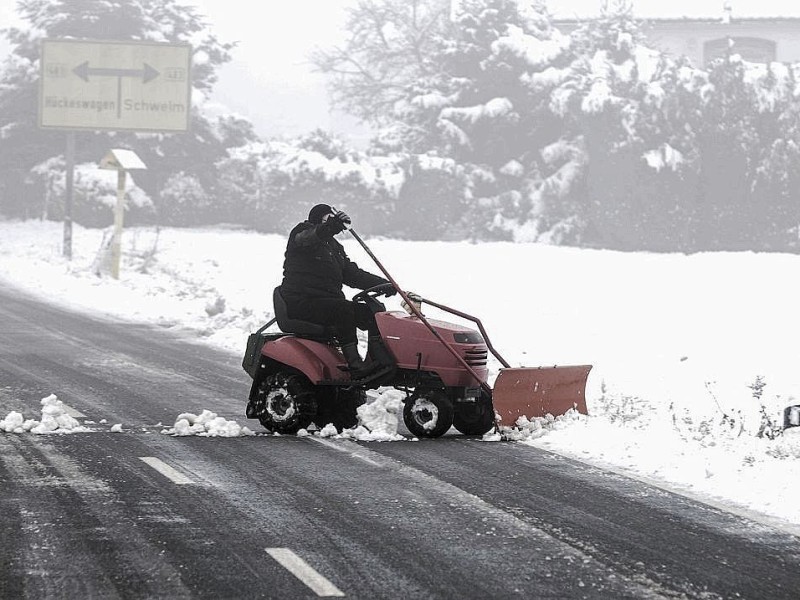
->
<box><xmin>403</xmin><ymin>389</ymin><xmax>454</xmax><ymax>438</ymax></box>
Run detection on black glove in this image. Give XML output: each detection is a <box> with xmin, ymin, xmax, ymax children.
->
<box><xmin>319</xmin><ymin>210</ymin><xmax>349</xmax><ymax>236</ymax></box>
<box><xmin>332</xmin><ymin>210</ymin><xmax>351</xmax><ymax>228</ymax></box>
<box><xmin>382</xmin><ymin>283</ymin><xmax>397</xmax><ymax>297</ymax></box>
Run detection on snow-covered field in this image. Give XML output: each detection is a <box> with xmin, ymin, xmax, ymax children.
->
<box><xmin>1</xmin><ymin>218</ymin><xmax>799</xmax><ymax>530</ymax></box>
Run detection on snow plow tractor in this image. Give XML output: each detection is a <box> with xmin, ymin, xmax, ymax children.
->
<box><xmin>241</xmin><ymin>226</ymin><xmax>592</xmax><ymax>438</ymax></box>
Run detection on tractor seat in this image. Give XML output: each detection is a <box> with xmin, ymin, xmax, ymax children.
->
<box><xmin>272</xmin><ymin>286</ymin><xmax>332</xmax><ymax>339</ymax></box>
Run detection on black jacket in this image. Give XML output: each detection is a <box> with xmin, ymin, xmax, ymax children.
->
<box><xmin>280</xmin><ymin>221</ymin><xmax>387</xmax><ymax>301</ymax></box>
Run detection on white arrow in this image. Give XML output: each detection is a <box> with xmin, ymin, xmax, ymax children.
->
<box><xmin>73</xmin><ymin>61</ymin><xmax>160</xmax><ymax>83</ymax></box>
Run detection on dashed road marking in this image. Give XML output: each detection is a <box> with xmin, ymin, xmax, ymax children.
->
<box><xmin>139</xmin><ymin>456</ymin><xmax>194</xmax><ymax>485</ymax></box>
<box><xmin>266</xmin><ymin>547</ymin><xmax>345</xmax><ymax>597</ymax></box>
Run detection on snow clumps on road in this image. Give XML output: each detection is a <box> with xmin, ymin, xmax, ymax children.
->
<box><xmin>0</xmin><ymin>394</ymin><xmax>90</xmax><ymax>434</ymax></box>
<box><xmin>161</xmin><ymin>409</ymin><xmax>255</xmax><ymax>437</ymax></box>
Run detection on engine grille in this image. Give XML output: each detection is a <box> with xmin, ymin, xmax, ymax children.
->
<box><xmin>463</xmin><ymin>347</ymin><xmax>488</xmax><ymax>367</ymax></box>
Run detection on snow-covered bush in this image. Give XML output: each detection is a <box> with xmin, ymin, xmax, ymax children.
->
<box><xmin>217</xmin><ymin>132</ymin><xmax>401</xmax><ymax>235</ymax></box>
<box><xmin>542</xmin><ymin>3</ymin><xmax>800</xmax><ymax>252</ymax></box>
<box><xmin>158</xmin><ymin>172</ymin><xmax>214</xmax><ymax>226</ymax></box>
<box><xmin>548</xmin><ymin>5</ymin><xmax>700</xmax><ymax>250</ymax></box>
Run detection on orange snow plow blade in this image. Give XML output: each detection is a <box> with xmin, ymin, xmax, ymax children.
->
<box><xmin>491</xmin><ymin>365</ymin><xmax>592</xmax><ymax>427</ymax></box>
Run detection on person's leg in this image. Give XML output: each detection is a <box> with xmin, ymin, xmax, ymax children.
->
<box><xmin>353</xmin><ymin>303</ymin><xmax>379</xmax><ymax>336</ymax></box>
<box><xmin>289</xmin><ymin>297</ymin><xmax>358</xmax><ymax>344</ymax></box>
<box><xmin>290</xmin><ymin>297</ymin><xmax>386</xmax><ymax>378</ymax></box>
<box><xmin>352</xmin><ymin>303</ymin><xmax>394</xmax><ymax>366</ymax></box>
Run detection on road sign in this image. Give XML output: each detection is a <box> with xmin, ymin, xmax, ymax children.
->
<box><xmin>39</xmin><ymin>39</ymin><xmax>191</xmax><ymax>132</ymax></box>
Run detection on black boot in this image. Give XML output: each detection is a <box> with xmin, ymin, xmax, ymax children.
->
<box><xmin>367</xmin><ymin>335</ymin><xmax>395</xmax><ymax>367</ymax></box>
<box><xmin>340</xmin><ymin>342</ymin><xmax>383</xmax><ymax>380</ymax></box>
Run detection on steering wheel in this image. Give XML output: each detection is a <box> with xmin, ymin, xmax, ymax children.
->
<box><xmin>352</xmin><ymin>283</ymin><xmax>396</xmax><ymax>302</ymax></box>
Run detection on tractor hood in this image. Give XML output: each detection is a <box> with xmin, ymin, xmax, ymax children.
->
<box><xmin>375</xmin><ymin>311</ymin><xmax>488</xmax><ymax>387</ymax></box>
<box><xmin>377</xmin><ymin>311</ymin><xmax>484</xmax><ymax>342</ymax></box>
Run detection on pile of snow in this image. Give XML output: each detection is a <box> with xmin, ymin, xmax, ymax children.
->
<box><xmin>1</xmin><ymin>394</ymin><xmax>89</xmax><ymax>434</ymax></box>
<box><xmin>494</xmin><ymin>411</ymin><xmax>584</xmax><ymax>442</ymax></box>
<box><xmin>316</xmin><ymin>390</ymin><xmax>406</xmax><ymax>442</ymax></box>
<box><xmin>161</xmin><ymin>409</ymin><xmax>255</xmax><ymax>437</ymax></box>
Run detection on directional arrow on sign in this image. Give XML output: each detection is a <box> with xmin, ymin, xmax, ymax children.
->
<box><xmin>72</xmin><ymin>61</ymin><xmax>160</xmax><ymax>84</ymax></box>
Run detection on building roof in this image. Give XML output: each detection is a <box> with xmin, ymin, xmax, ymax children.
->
<box><xmin>548</xmin><ymin>1</ymin><xmax>800</xmax><ymax>21</ymax></box>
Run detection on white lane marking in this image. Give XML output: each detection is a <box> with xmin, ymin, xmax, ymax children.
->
<box><xmin>139</xmin><ymin>456</ymin><xmax>194</xmax><ymax>485</ymax></box>
<box><xmin>266</xmin><ymin>548</ymin><xmax>345</xmax><ymax>597</ymax></box>
<box><xmin>62</xmin><ymin>403</ymin><xmax>86</xmax><ymax>418</ymax></box>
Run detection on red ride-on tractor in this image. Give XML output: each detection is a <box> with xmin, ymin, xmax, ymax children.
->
<box><xmin>242</xmin><ymin>225</ymin><xmax>591</xmax><ymax>438</ymax></box>
<box><xmin>243</xmin><ymin>284</ymin><xmax>500</xmax><ymax>437</ymax></box>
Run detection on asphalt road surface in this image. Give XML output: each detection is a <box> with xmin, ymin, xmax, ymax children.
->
<box><xmin>1</xmin><ymin>285</ymin><xmax>799</xmax><ymax>599</ymax></box>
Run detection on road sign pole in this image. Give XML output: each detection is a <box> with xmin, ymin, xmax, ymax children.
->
<box><xmin>99</xmin><ymin>149</ymin><xmax>146</xmax><ymax>279</ymax></box>
<box><xmin>111</xmin><ymin>169</ymin><xmax>126</xmax><ymax>279</ymax></box>
<box><xmin>63</xmin><ymin>131</ymin><xmax>75</xmax><ymax>259</ymax></box>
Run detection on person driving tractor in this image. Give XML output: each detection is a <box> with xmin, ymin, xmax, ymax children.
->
<box><xmin>280</xmin><ymin>203</ymin><xmax>396</xmax><ymax>380</ymax></box>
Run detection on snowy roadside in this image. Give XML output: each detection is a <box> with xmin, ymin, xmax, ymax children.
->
<box><xmin>1</xmin><ymin>219</ymin><xmax>799</xmax><ymax>528</ymax></box>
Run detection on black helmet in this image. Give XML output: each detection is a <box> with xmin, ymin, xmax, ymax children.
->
<box><xmin>308</xmin><ymin>203</ymin><xmax>333</xmax><ymax>224</ymax></box>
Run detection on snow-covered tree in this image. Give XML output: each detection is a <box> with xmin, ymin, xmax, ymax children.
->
<box><xmin>752</xmin><ymin>88</ymin><xmax>800</xmax><ymax>248</ymax></box>
<box><xmin>315</xmin><ymin>0</ymin><xmax>577</xmax><ymax>240</ymax></box>
<box><xmin>545</xmin><ymin>1</ymin><xmax>694</xmax><ymax>249</ymax></box>
<box><xmin>542</xmin><ymin>1</ymin><xmax>800</xmax><ymax>252</ymax></box>
<box><xmin>216</xmin><ymin>130</ymin><xmax>402</xmax><ymax>235</ymax></box>
<box><xmin>689</xmin><ymin>54</ymin><xmax>800</xmax><ymax>250</ymax></box>
<box><xmin>314</xmin><ymin>0</ymin><xmax>800</xmax><ymax>250</ymax></box>
<box><xmin>311</xmin><ymin>0</ymin><xmax>452</xmax><ymax>127</ymax></box>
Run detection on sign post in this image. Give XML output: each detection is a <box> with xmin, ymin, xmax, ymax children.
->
<box><xmin>63</xmin><ymin>132</ymin><xmax>75</xmax><ymax>259</ymax></box>
<box><xmin>99</xmin><ymin>149</ymin><xmax>147</xmax><ymax>279</ymax></box>
<box><xmin>112</xmin><ymin>169</ymin><xmax>126</xmax><ymax>279</ymax></box>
